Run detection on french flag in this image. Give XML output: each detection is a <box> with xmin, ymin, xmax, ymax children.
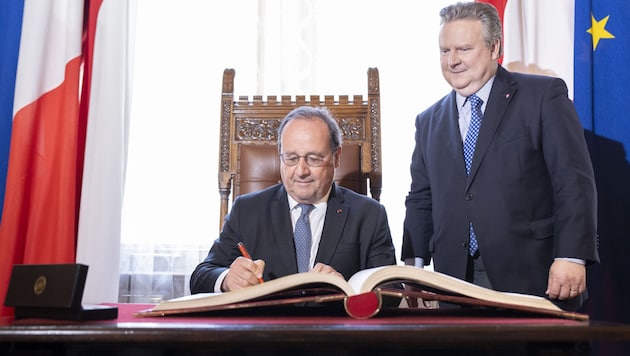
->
<box><xmin>0</xmin><ymin>0</ymin><xmax>130</xmax><ymax>321</ymax></box>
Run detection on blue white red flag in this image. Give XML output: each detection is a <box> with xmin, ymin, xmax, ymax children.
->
<box><xmin>0</xmin><ymin>0</ymin><xmax>130</xmax><ymax>321</ymax></box>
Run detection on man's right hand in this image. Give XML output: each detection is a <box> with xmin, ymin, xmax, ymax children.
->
<box><xmin>221</xmin><ymin>256</ymin><xmax>265</xmax><ymax>292</ymax></box>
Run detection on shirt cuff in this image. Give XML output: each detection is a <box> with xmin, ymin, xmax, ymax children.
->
<box><xmin>214</xmin><ymin>269</ymin><xmax>230</xmax><ymax>292</ymax></box>
<box><xmin>404</xmin><ymin>257</ymin><xmax>424</xmax><ymax>268</ymax></box>
<box><xmin>555</xmin><ymin>257</ymin><xmax>586</xmax><ymax>265</ymax></box>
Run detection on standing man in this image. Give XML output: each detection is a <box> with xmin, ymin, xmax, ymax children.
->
<box><xmin>191</xmin><ymin>106</ymin><xmax>396</xmax><ymax>293</ymax></box>
<box><xmin>402</xmin><ymin>2</ymin><xmax>599</xmax><ymax>311</ymax></box>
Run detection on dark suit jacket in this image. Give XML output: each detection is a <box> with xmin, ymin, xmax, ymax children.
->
<box><xmin>402</xmin><ymin>66</ymin><xmax>599</xmax><ymax>307</ymax></box>
<box><xmin>190</xmin><ymin>183</ymin><xmax>396</xmax><ymax>293</ymax></box>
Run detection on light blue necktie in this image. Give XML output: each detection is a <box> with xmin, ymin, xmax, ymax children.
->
<box><xmin>464</xmin><ymin>94</ymin><xmax>483</xmax><ymax>256</ymax></box>
<box><xmin>294</xmin><ymin>204</ymin><xmax>314</xmax><ymax>272</ymax></box>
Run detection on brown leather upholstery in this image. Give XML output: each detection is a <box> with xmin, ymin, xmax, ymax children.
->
<box><xmin>235</xmin><ymin>144</ymin><xmax>281</xmax><ymax>197</ymax></box>
<box><xmin>218</xmin><ymin>68</ymin><xmax>382</xmax><ymax>230</ymax></box>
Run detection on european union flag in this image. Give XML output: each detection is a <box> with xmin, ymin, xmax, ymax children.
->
<box><xmin>574</xmin><ymin>2</ymin><xmax>630</xmax><ymax>348</ymax></box>
<box><xmin>574</xmin><ymin>0</ymin><xmax>630</xmax><ymax>162</ymax></box>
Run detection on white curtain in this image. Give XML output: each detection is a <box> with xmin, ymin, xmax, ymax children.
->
<box><xmin>502</xmin><ymin>0</ymin><xmax>574</xmax><ymax>98</ymax></box>
<box><xmin>257</xmin><ymin>0</ymin><xmax>317</xmax><ymax>93</ymax></box>
<box><xmin>76</xmin><ymin>0</ymin><xmax>136</xmax><ymax>305</ymax></box>
<box><xmin>120</xmin><ymin>0</ymin><xmax>453</xmax><ymax>302</ymax></box>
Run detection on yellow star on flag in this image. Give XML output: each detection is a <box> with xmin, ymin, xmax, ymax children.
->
<box><xmin>587</xmin><ymin>14</ymin><xmax>615</xmax><ymax>50</ymax></box>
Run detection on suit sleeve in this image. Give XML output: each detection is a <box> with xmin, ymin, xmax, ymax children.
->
<box><xmin>189</xmin><ymin>199</ymin><xmax>244</xmax><ymax>293</ymax></box>
<box><xmin>541</xmin><ymin>78</ymin><xmax>599</xmax><ymax>263</ymax></box>
<box><xmin>365</xmin><ymin>203</ymin><xmax>398</xmax><ymax>267</ymax></box>
<box><xmin>401</xmin><ymin>113</ymin><xmax>434</xmax><ymax>264</ymax></box>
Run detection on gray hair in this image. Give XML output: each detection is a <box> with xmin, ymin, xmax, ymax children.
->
<box><xmin>277</xmin><ymin>106</ymin><xmax>343</xmax><ymax>154</ymax></box>
<box><xmin>439</xmin><ymin>2</ymin><xmax>503</xmax><ymax>57</ymax></box>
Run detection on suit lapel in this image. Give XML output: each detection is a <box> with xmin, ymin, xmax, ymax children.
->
<box><xmin>467</xmin><ymin>66</ymin><xmax>517</xmax><ymax>190</ymax></box>
<box><xmin>270</xmin><ymin>187</ymin><xmax>298</xmax><ymax>271</ymax></box>
<box><xmin>315</xmin><ymin>186</ymin><xmax>349</xmax><ymax>264</ymax></box>
<box><xmin>444</xmin><ymin>92</ymin><xmax>466</xmax><ymax>166</ymax></box>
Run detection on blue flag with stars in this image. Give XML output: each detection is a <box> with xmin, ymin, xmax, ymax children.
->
<box><xmin>574</xmin><ymin>0</ymin><xmax>630</xmax><ymax>337</ymax></box>
<box><xmin>574</xmin><ymin>0</ymin><xmax>630</xmax><ymax>162</ymax></box>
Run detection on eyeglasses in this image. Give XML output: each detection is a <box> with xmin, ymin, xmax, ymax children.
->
<box><xmin>279</xmin><ymin>153</ymin><xmax>325</xmax><ymax>167</ymax></box>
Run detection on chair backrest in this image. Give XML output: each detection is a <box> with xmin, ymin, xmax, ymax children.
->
<box><xmin>218</xmin><ymin>68</ymin><xmax>382</xmax><ymax>230</ymax></box>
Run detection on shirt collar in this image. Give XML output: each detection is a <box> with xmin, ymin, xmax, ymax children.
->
<box><xmin>287</xmin><ymin>188</ymin><xmax>331</xmax><ymax>211</ymax></box>
<box><xmin>456</xmin><ymin>76</ymin><xmax>495</xmax><ymax>110</ymax></box>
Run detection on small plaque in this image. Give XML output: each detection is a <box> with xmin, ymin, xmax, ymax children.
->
<box><xmin>4</xmin><ymin>263</ymin><xmax>117</xmax><ymax>321</ymax></box>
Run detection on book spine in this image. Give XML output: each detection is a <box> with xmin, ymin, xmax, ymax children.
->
<box><xmin>344</xmin><ymin>291</ymin><xmax>381</xmax><ymax>319</ymax></box>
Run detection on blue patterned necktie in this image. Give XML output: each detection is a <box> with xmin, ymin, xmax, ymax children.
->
<box><xmin>464</xmin><ymin>94</ymin><xmax>483</xmax><ymax>255</ymax></box>
<box><xmin>294</xmin><ymin>204</ymin><xmax>314</xmax><ymax>272</ymax></box>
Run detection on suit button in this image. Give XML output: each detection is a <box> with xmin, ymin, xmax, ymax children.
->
<box><xmin>465</xmin><ymin>193</ymin><xmax>473</xmax><ymax>201</ymax></box>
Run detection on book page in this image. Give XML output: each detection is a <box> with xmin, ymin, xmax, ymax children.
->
<box><xmin>347</xmin><ymin>266</ymin><xmax>389</xmax><ymax>294</ymax></box>
<box><xmin>151</xmin><ymin>271</ymin><xmax>356</xmax><ymax>312</ymax></box>
<box><xmin>350</xmin><ymin>265</ymin><xmax>562</xmax><ymax>312</ymax></box>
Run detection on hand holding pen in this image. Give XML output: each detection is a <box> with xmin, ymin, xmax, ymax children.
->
<box><xmin>237</xmin><ymin>242</ymin><xmax>265</xmax><ymax>284</ymax></box>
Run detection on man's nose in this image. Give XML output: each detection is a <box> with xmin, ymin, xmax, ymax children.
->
<box><xmin>295</xmin><ymin>157</ymin><xmax>310</xmax><ymax>174</ymax></box>
<box><xmin>448</xmin><ymin>52</ymin><xmax>460</xmax><ymax>67</ymax></box>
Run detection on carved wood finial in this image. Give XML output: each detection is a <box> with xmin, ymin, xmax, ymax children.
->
<box><xmin>222</xmin><ymin>68</ymin><xmax>235</xmax><ymax>94</ymax></box>
<box><xmin>368</xmin><ymin>67</ymin><xmax>379</xmax><ymax>94</ymax></box>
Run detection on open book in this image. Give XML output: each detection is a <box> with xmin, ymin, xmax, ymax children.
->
<box><xmin>135</xmin><ymin>265</ymin><xmax>588</xmax><ymax>321</ymax></box>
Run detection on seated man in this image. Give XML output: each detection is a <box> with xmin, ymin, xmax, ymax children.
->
<box><xmin>190</xmin><ymin>106</ymin><xmax>396</xmax><ymax>293</ymax></box>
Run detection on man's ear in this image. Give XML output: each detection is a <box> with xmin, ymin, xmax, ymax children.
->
<box><xmin>491</xmin><ymin>39</ymin><xmax>502</xmax><ymax>61</ymax></box>
<box><xmin>333</xmin><ymin>147</ymin><xmax>342</xmax><ymax>168</ymax></box>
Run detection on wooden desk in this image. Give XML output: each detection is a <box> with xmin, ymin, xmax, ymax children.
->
<box><xmin>1</xmin><ymin>303</ymin><xmax>630</xmax><ymax>355</ymax></box>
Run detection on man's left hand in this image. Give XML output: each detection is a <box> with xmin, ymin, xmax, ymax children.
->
<box><xmin>310</xmin><ymin>263</ymin><xmax>344</xmax><ymax>279</ymax></box>
<box><xmin>545</xmin><ymin>260</ymin><xmax>586</xmax><ymax>300</ymax></box>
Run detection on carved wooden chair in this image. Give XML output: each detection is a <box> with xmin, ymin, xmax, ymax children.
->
<box><xmin>218</xmin><ymin>67</ymin><xmax>382</xmax><ymax>230</ymax></box>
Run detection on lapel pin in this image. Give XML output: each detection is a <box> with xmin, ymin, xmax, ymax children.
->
<box><xmin>336</xmin><ymin>209</ymin><xmax>342</xmax><ymax>214</ymax></box>
<box><xmin>505</xmin><ymin>93</ymin><xmax>510</xmax><ymax>99</ymax></box>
